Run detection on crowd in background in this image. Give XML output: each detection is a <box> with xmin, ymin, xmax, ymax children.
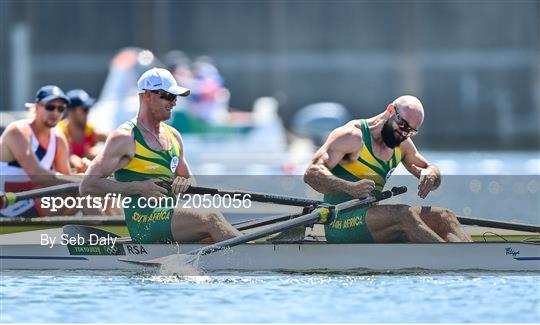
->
<box><xmin>0</xmin><ymin>52</ymin><xmax>229</xmax><ymax>218</ymax></box>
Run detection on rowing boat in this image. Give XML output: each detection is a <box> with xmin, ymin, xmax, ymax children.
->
<box><xmin>1</xmin><ymin>227</ymin><xmax>539</xmax><ymax>271</ymax></box>
<box><xmin>1</xmin><ymin>185</ymin><xmax>539</xmax><ymax>272</ymax></box>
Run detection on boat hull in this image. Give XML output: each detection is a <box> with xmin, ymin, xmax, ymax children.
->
<box><xmin>2</xmin><ymin>241</ymin><xmax>539</xmax><ymax>272</ymax></box>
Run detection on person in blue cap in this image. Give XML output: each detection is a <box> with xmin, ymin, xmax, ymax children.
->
<box><xmin>57</xmin><ymin>89</ymin><xmax>107</xmax><ymax>173</ymax></box>
<box><xmin>0</xmin><ymin>85</ymin><xmax>73</xmax><ymax>217</ymax></box>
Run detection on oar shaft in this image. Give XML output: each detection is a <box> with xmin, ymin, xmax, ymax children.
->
<box><xmin>191</xmin><ymin>186</ymin><xmax>407</xmax><ymax>256</ymax></box>
<box><xmin>186</xmin><ymin>186</ymin><xmax>322</xmax><ymax>207</ymax></box>
<box><xmin>196</xmin><ymin>209</ymin><xmax>326</xmax><ymax>256</ymax></box>
<box><xmin>233</xmin><ymin>213</ymin><xmax>306</xmax><ymax>231</ymax></box>
<box><xmin>186</xmin><ymin>186</ymin><xmax>323</xmax><ymax>207</ymax></box>
<box><xmin>231</xmin><ymin>187</ymin><xmax>407</xmax><ymax>231</ymax></box>
<box><xmin>458</xmin><ymin>216</ymin><xmax>540</xmax><ymax>233</ymax></box>
<box><xmin>0</xmin><ymin>183</ymin><xmax>80</xmax><ymax>209</ymax></box>
<box><xmin>16</xmin><ymin>183</ymin><xmax>80</xmax><ymax>200</ymax></box>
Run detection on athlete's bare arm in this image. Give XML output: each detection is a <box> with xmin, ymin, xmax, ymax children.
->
<box><xmin>52</xmin><ymin>131</ymin><xmax>71</xmax><ymax>174</ymax></box>
<box><xmin>304</xmin><ymin>121</ymin><xmax>376</xmax><ymax>198</ymax></box>
<box><xmin>171</xmin><ymin>128</ymin><xmax>192</xmax><ymax>177</ymax></box>
<box><xmin>92</xmin><ymin>130</ymin><xmax>108</xmax><ymax>143</ymax></box>
<box><xmin>0</xmin><ymin>122</ymin><xmax>74</xmax><ymax>186</ymax></box>
<box><xmin>80</xmin><ymin>126</ymin><xmax>167</xmax><ymax>198</ymax></box>
<box><xmin>400</xmin><ymin>139</ymin><xmax>441</xmax><ymax>198</ymax></box>
<box><xmin>169</xmin><ymin>128</ymin><xmax>195</xmax><ymax>195</ymax></box>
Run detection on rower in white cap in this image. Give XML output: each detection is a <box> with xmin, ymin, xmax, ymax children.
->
<box><xmin>80</xmin><ymin>68</ymin><xmax>241</xmax><ymax>243</ymax></box>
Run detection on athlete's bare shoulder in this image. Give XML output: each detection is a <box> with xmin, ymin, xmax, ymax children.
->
<box><xmin>3</xmin><ymin>120</ymin><xmax>32</xmax><ymax>138</ymax></box>
<box><xmin>326</xmin><ymin>120</ymin><xmax>363</xmax><ymax>150</ymax></box>
<box><xmin>102</xmin><ymin>123</ymin><xmax>135</xmax><ymax>156</ymax></box>
<box><xmin>398</xmin><ymin>137</ymin><xmax>418</xmax><ymax>156</ymax></box>
<box><xmin>1</xmin><ymin>120</ymin><xmax>33</xmax><ymax>155</ymax></box>
<box><xmin>166</xmin><ymin>124</ymin><xmax>183</xmax><ymax>142</ymax></box>
<box><xmin>115</xmin><ymin>122</ymin><xmax>135</xmax><ymax>137</ymax></box>
<box><xmin>317</xmin><ymin>120</ymin><xmax>363</xmax><ymax>164</ymax></box>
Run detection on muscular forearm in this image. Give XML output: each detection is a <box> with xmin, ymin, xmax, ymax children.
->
<box><xmin>304</xmin><ymin>164</ymin><xmax>355</xmax><ymax>196</ymax></box>
<box><xmin>28</xmin><ymin>170</ymin><xmax>79</xmax><ymax>187</ymax></box>
<box><xmin>79</xmin><ymin>176</ymin><xmax>140</xmax><ymax>196</ymax></box>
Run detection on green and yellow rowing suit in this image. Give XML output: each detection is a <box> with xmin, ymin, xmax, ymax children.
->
<box><xmin>114</xmin><ymin>121</ymin><xmax>181</xmax><ymax>243</ymax></box>
<box><xmin>324</xmin><ymin>119</ymin><xmax>402</xmax><ymax>243</ymax></box>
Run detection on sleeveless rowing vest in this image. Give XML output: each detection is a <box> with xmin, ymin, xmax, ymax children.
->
<box><xmin>113</xmin><ymin>121</ymin><xmax>181</xmax><ymax>184</ymax></box>
<box><xmin>324</xmin><ymin>119</ymin><xmax>402</xmax><ymax>204</ymax></box>
<box><xmin>0</xmin><ymin>123</ymin><xmax>57</xmax><ymax>217</ymax></box>
<box><xmin>114</xmin><ymin>121</ymin><xmax>182</xmax><ymax>244</ymax></box>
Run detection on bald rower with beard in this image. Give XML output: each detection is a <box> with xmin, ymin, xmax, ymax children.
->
<box><xmin>304</xmin><ymin>95</ymin><xmax>472</xmax><ymax>243</ymax></box>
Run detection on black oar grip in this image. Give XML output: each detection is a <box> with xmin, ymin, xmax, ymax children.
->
<box><xmin>371</xmin><ymin>186</ymin><xmax>407</xmax><ymax>201</ymax></box>
<box><xmin>157</xmin><ymin>180</ymin><xmax>172</xmax><ymax>193</ymax></box>
<box><xmin>186</xmin><ymin>186</ymin><xmax>219</xmax><ymax>195</ymax></box>
<box><xmin>391</xmin><ymin>186</ymin><xmax>407</xmax><ymax>196</ymax></box>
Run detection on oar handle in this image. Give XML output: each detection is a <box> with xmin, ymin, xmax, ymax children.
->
<box><xmin>391</xmin><ymin>186</ymin><xmax>407</xmax><ymax>196</ymax></box>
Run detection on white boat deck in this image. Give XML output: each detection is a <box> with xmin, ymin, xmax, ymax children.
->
<box><xmin>1</xmin><ymin>226</ymin><xmax>539</xmax><ymax>272</ymax></box>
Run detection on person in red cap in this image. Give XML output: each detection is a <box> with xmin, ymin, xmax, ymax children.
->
<box><xmin>0</xmin><ymin>85</ymin><xmax>73</xmax><ymax>217</ymax></box>
<box><xmin>57</xmin><ymin>89</ymin><xmax>107</xmax><ymax>173</ymax></box>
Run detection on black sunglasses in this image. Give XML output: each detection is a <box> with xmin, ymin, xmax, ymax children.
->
<box><xmin>393</xmin><ymin>104</ymin><xmax>418</xmax><ymax>137</ymax></box>
<box><xmin>44</xmin><ymin>103</ymin><xmax>67</xmax><ymax>113</ymax></box>
<box><xmin>148</xmin><ymin>89</ymin><xmax>177</xmax><ymax>102</ymax></box>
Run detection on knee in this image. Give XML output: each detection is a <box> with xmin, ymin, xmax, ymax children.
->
<box><xmin>396</xmin><ymin>205</ymin><xmax>422</xmax><ymax>227</ymax></box>
<box><xmin>438</xmin><ymin>208</ymin><xmax>460</xmax><ymax>226</ymax></box>
<box><xmin>204</xmin><ymin>212</ymin><xmax>226</xmax><ymax>224</ymax></box>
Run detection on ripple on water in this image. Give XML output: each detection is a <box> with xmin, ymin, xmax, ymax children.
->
<box><xmin>1</xmin><ymin>270</ymin><xmax>539</xmax><ymax>322</ymax></box>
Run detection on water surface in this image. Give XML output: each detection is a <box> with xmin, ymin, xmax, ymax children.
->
<box><xmin>1</xmin><ymin>270</ymin><xmax>539</xmax><ymax>323</ymax></box>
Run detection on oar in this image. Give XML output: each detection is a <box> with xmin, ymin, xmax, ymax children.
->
<box><xmin>119</xmin><ymin>186</ymin><xmax>408</xmax><ymax>266</ymax></box>
<box><xmin>232</xmin><ymin>212</ymin><xmax>308</xmax><ymax>231</ymax></box>
<box><xmin>187</xmin><ymin>186</ymin><xmax>322</xmax><ymax>207</ymax></box>
<box><xmin>0</xmin><ymin>183</ymin><xmax>80</xmax><ymax>209</ymax></box>
<box><xmin>457</xmin><ymin>216</ymin><xmax>540</xmax><ymax>233</ymax></box>
<box><xmin>157</xmin><ymin>181</ymin><xmax>323</xmax><ymax>207</ymax></box>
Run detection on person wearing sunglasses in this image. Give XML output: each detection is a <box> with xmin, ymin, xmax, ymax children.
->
<box><xmin>81</xmin><ymin>68</ymin><xmax>241</xmax><ymax>244</ymax></box>
<box><xmin>304</xmin><ymin>95</ymin><xmax>472</xmax><ymax>243</ymax></box>
<box><xmin>0</xmin><ymin>85</ymin><xmax>75</xmax><ymax>217</ymax></box>
<box><xmin>57</xmin><ymin>89</ymin><xmax>107</xmax><ymax>173</ymax></box>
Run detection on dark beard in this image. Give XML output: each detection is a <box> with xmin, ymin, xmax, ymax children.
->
<box><xmin>381</xmin><ymin>119</ymin><xmax>404</xmax><ymax>148</ymax></box>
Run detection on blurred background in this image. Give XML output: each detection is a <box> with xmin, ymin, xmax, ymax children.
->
<box><xmin>1</xmin><ymin>0</ymin><xmax>539</xmax><ymax>175</ymax></box>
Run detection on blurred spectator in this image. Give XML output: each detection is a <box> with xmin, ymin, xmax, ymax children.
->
<box><xmin>189</xmin><ymin>56</ymin><xmax>229</xmax><ymax>122</ymax></box>
<box><xmin>164</xmin><ymin>51</ymin><xmax>230</xmax><ymax>123</ymax></box>
<box><xmin>164</xmin><ymin>50</ymin><xmax>194</xmax><ymax>89</ymax></box>
<box><xmin>57</xmin><ymin>89</ymin><xmax>107</xmax><ymax>173</ymax></box>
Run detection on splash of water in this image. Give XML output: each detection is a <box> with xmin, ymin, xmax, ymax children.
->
<box><xmin>157</xmin><ymin>252</ymin><xmax>203</xmax><ymax>276</ymax></box>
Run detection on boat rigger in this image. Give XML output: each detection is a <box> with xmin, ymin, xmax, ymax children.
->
<box><xmin>1</xmin><ymin>184</ymin><xmax>539</xmax><ymax>272</ymax></box>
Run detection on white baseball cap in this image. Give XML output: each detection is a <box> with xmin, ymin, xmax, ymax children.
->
<box><xmin>137</xmin><ymin>68</ymin><xmax>190</xmax><ymax>96</ymax></box>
